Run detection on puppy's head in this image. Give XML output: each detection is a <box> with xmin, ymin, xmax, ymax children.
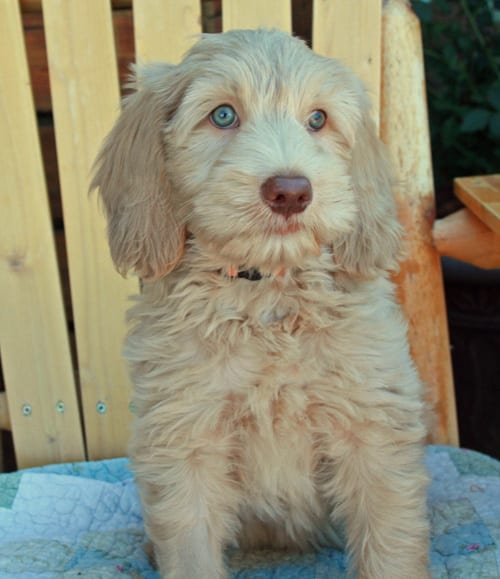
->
<box><xmin>92</xmin><ymin>29</ymin><xmax>400</xmax><ymax>279</ymax></box>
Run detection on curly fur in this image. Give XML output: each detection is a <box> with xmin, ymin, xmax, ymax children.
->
<box><xmin>92</xmin><ymin>29</ymin><xmax>430</xmax><ymax>579</ymax></box>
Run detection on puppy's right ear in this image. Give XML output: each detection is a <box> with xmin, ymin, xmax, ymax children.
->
<box><xmin>91</xmin><ymin>64</ymin><xmax>185</xmax><ymax>280</ymax></box>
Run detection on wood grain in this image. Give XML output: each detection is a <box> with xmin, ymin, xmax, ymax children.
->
<box><xmin>21</xmin><ymin>0</ymin><xmax>131</xmax><ymax>10</ymax></box>
<box><xmin>313</xmin><ymin>0</ymin><xmax>382</xmax><ymax>126</ymax></box>
<box><xmin>454</xmin><ymin>175</ymin><xmax>500</xmax><ymax>235</ymax></box>
<box><xmin>42</xmin><ymin>0</ymin><xmax>138</xmax><ymax>460</ymax></box>
<box><xmin>381</xmin><ymin>0</ymin><xmax>459</xmax><ymax>445</ymax></box>
<box><xmin>134</xmin><ymin>0</ymin><xmax>202</xmax><ymax>64</ymax></box>
<box><xmin>0</xmin><ymin>0</ymin><xmax>85</xmax><ymax>468</ymax></box>
<box><xmin>222</xmin><ymin>0</ymin><xmax>292</xmax><ymax>31</ymax></box>
<box><xmin>4</xmin><ymin>0</ymin><xmax>463</xmax><ymax>468</ymax></box>
<box><xmin>23</xmin><ymin>10</ymin><xmax>135</xmax><ymax>113</ymax></box>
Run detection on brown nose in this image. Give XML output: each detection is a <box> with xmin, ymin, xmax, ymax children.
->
<box><xmin>260</xmin><ymin>176</ymin><xmax>313</xmax><ymax>218</ymax></box>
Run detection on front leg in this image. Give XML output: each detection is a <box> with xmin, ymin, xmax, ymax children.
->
<box><xmin>323</xmin><ymin>423</ymin><xmax>430</xmax><ymax>579</ymax></box>
<box><xmin>131</xmin><ymin>419</ymin><xmax>241</xmax><ymax>579</ymax></box>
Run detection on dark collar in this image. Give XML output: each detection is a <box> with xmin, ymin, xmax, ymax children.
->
<box><xmin>235</xmin><ymin>267</ymin><xmax>265</xmax><ymax>281</ymax></box>
<box><xmin>225</xmin><ymin>265</ymin><xmax>284</xmax><ymax>281</ymax></box>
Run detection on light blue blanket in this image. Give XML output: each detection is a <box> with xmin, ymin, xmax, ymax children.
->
<box><xmin>0</xmin><ymin>446</ymin><xmax>499</xmax><ymax>578</ymax></box>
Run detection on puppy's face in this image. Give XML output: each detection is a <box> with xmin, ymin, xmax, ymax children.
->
<box><xmin>93</xmin><ymin>30</ymin><xmax>400</xmax><ymax>279</ymax></box>
<box><xmin>167</xmin><ymin>31</ymin><xmax>364</xmax><ymax>272</ymax></box>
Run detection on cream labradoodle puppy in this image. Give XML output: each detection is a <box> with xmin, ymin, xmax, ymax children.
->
<box><xmin>93</xmin><ymin>29</ymin><xmax>430</xmax><ymax>579</ymax></box>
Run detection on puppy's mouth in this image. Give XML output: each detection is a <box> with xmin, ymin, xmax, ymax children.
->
<box><xmin>270</xmin><ymin>219</ymin><xmax>305</xmax><ymax>236</ymax></box>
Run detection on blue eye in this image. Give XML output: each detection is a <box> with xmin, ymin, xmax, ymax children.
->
<box><xmin>307</xmin><ymin>110</ymin><xmax>327</xmax><ymax>131</ymax></box>
<box><xmin>210</xmin><ymin>105</ymin><xmax>239</xmax><ymax>129</ymax></box>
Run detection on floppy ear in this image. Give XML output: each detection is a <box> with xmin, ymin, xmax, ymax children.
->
<box><xmin>332</xmin><ymin>113</ymin><xmax>401</xmax><ymax>278</ymax></box>
<box><xmin>91</xmin><ymin>64</ymin><xmax>185</xmax><ymax>280</ymax></box>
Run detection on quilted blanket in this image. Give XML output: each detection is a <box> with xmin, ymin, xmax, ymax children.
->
<box><xmin>0</xmin><ymin>446</ymin><xmax>499</xmax><ymax>578</ymax></box>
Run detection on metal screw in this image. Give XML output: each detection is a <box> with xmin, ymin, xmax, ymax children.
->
<box><xmin>22</xmin><ymin>404</ymin><xmax>32</xmax><ymax>417</ymax></box>
<box><xmin>55</xmin><ymin>401</ymin><xmax>65</xmax><ymax>414</ymax></box>
<box><xmin>96</xmin><ymin>401</ymin><xmax>107</xmax><ymax>414</ymax></box>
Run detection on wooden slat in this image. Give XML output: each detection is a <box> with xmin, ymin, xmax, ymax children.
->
<box><xmin>21</xmin><ymin>0</ymin><xmax>131</xmax><ymax>11</ymax></box>
<box><xmin>222</xmin><ymin>0</ymin><xmax>291</xmax><ymax>31</ymax></box>
<box><xmin>381</xmin><ymin>0</ymin><xmax>458</xmax><ymax>445</ymax></box>
<box><xmin>0</xmin><ymin>1</ymin><xmax>85</xmax><ymax>468</ymax></box>
<box><xmin>313</xmin><ymin>0</ymin><xmax>382</xmax><ymax>126</ymax></box>
<box><xmin>23</xmin><ymin>10</ymin><xmax>135</xmax><ymax>114</ymax></box>
<box><xmin>454</xmin><ymin>175</ymin><xmax>500</xmax><ymax>235</ymax></box>
<box><xmin>134</xmin><ymin>0</ymin><xmax>202</xmax><ymax>64</ymax></box>
<box><xmin>42</xmin><ymin>0</ymin><xmax>138</xmax><ymax>460</ymax></box>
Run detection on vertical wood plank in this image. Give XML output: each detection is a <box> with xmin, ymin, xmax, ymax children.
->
<box><xmin>381</xmin><ymin>0</ymin><xmax>459</xmax><ymax>445</ymax></box>
<box><xmin>134</xmin><ymin>0</ymin><xmax>202</xmax><ymax>63</ymax></box>
<box><xmin>42</xmin><ymin>0</ymin><xmax>138</xmax><ymax>460</ymax></box>
<box><xmin>222</xmin><ymin>0</ymin><xmax>292</xmax><ymax>31</ymax></box>
<box><xmin>312</xmin><ymin>0</ymin><xmax>382</xmax><ymax>127</ymax></box>
<box><xmin>0</xmin><ymin>1</ymin><xmax>85</xmax><ymax>468</ymax></box>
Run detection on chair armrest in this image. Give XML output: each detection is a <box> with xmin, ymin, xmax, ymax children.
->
<box><xmin>433</xmin><ymin>208</ymin><xmax>500</xmax><ymax>269</ymax></box>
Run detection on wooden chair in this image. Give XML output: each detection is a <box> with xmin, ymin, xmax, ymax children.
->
<box><xmin>1</xmin><ymin>0</ymin><xmax>498</xmax><ymax>470</ymax></box>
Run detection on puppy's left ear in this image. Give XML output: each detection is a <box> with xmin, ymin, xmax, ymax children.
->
<box><xmin>333</xmin><ymin>114</ymin><xmax>401</xmax><ymax>278</ymax></box>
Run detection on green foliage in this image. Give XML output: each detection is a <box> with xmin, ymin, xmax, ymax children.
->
<box><xmin>411</xmin><ymin>0</ymin><xmax>500</xmax><ymax>210</ymax></box>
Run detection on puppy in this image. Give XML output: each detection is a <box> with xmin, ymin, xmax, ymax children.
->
<box><xmin>92</xmin><ymin>29</ymin><xmax>430</xmax><ymax>579</ymax></box>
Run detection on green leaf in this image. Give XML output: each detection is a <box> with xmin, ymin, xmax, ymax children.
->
<box><xmin>442</xmin><ymin>117</ymin><xmax>459</xmax><ymax>147</ymax></box>
<box><xmin>460</xmin><ymin>109</ymin><xmax>492</xmax><ymax>133</ymax></box>
<box><xmin>412</xmin><ymin>1</ymin><xmax>433</xmax><ymax>22</ymax></box>
<box><xmin>487</xmin><ymin>83</ymin><xmax>500</xmax><ymax>111</ymax></box>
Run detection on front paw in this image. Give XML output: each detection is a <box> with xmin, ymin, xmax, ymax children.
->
<box><xmin>154</xmin><ymin>540</ymin><xmax>228</xmax><ymax>579</ymax></box>
<box><xmin>356</xmin><ymin>548</ymin><xmax>430</xmax><ymax>579</ymax></box>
